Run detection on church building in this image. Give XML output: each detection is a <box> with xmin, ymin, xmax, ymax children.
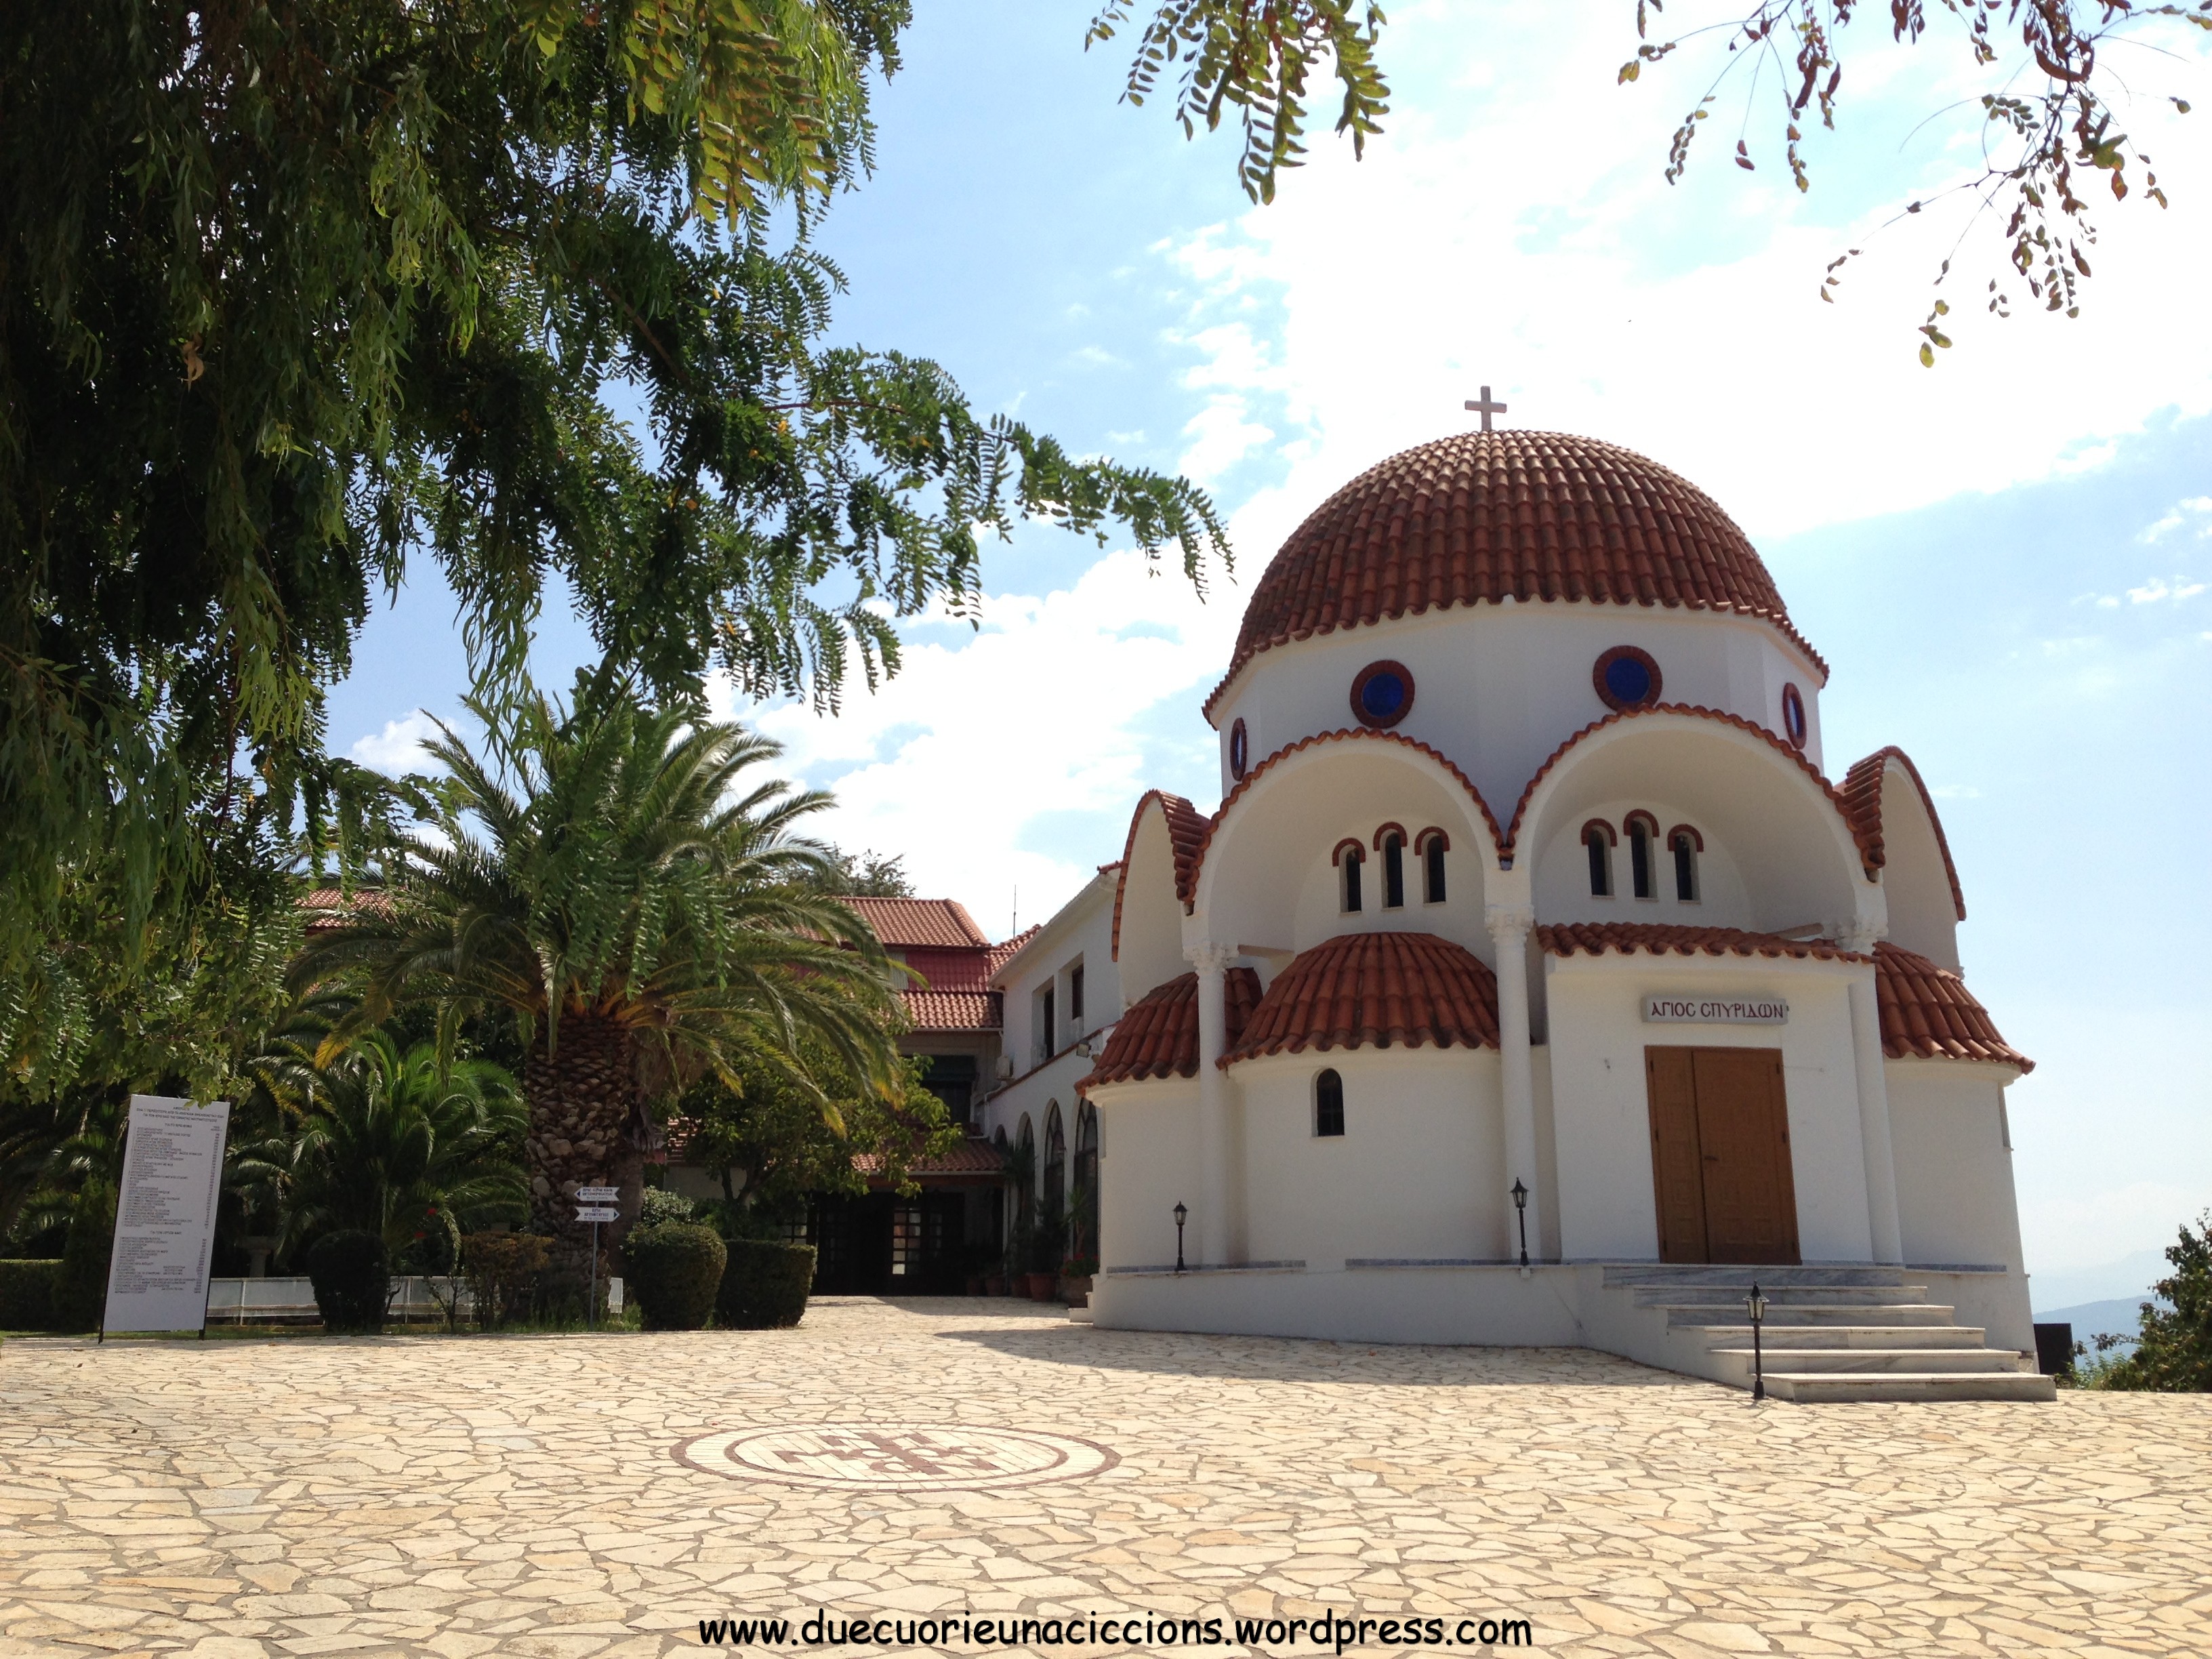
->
<box><xmin>979</xmin><ymin>424</ymin><xmax>2052</xmax><ymax>1402</ymax></box>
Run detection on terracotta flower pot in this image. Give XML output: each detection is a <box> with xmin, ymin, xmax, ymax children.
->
<box><xmin>983</xmin><ymin>1273</ymin><xmax>1008</xmax><ymax>1296</ymax></box>
<box><xmin>1059</xmin><ymin>1273</ymin><xmax>1092</xmax><ymax>1309</ymax></box>
<box><xmin>1024</xmin><ymin>1271</ymin><xmax>1057</xmax><ymax>1300</ymax></box>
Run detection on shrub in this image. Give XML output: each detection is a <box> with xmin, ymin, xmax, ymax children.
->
<box><xmin>717</xmin><ymin>1239</ymin><xmax>815</xmax><ymax>1329</ymax></box>
<box><xmin>2089</xmin><ymin>1211</ymin><xmax>2212</xmax><ymax>1392</ymax></box>
<box><xmin>54</xmin><ymin>1187</ymin><xmax>115</xmax><ymax>1332</ymax></box>
<box><xmin>306</xmin><ymin>1230</ymin><xmax>390</xmax><ymax>1334</ymax></box>
<box><xmin>638</xmin><ymin>1187</ymin><xmax>695</xmax><ymax>1227</ymax></box>
<box><xmin>463</xmin><ymin>1233</ymin><xmax>552</xmax><ymax>1330</ymax></box>
<box><xmin>0</xmin><ymin>1260</ymin><xmax>62</xmax><ymax>1330</ymax></box>
<box><xmin>623</xmin><ymin>1222</ymin><xmax>726</xmax><ymax>1331</ymax></box>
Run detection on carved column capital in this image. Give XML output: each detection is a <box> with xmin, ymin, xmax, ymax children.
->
<box><xmin>1185</xmin><ymin>941</ymin><xmax>1237</xmax><ymax>975</ymax></box>
<box><xmin>1484</xmin><ymin>903</ymin><xmax>1537</xmax><ymax>944</ymax></box>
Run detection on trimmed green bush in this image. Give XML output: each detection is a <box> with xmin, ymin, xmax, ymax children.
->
<box><xmin>623</xmin><ymin>1222</ymin><xmax>726</xmax><ymax>1331</ymax></box>
<box><xmin>716</xmin><ymin>1239</ymin><xmax>815</xmax><ymax>1329</ymax></box>
<box><xmin>0</xmin><ymin>1259</ymin><xmax>62</xmax><ymax>1330</ymax></box>
<box><xmin>54</xmin><ymin>1187</ymin><xmax>115</xmax><ymax>1332</ymax></box>
<box><xmin>306</xmin><ymin>1230</ymin><xmax>390</xmax><ymax>1334</ymax></box>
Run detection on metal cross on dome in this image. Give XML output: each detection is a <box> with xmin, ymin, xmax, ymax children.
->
<box><xmin>1465</xmin><ymin>386</ymin><xmax>1508</xmax><ymax>432</ymax></box>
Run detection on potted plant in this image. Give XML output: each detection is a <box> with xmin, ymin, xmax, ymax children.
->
<box><xmin>1059</xmin><ymin>1254</ymin><xmax>1097</xmax><ymax>1308</ymax></box>
<box><xmin>1026</xmin><ymin>1210</ymin><xmax>1066</xmax><ymax>1300</ymax></box>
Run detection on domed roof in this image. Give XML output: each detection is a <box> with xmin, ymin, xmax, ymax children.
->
<box><xmin>1206</xmin><ymin>430</ymin><xmax>1822</xmax><ymax>717</ymax></box>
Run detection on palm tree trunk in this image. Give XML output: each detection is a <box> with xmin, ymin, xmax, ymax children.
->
<box><xmin>524</xmin><ymin>1015</ymin><xmax>638</xmax><ymax>1253</ymax></box>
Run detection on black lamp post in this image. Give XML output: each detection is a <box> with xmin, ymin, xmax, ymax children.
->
<box><xmin>1746</xmin><ymin>1281</ymin><xmax>1768</xmax><ymax>1402</ymax></box>
<box><xmin>1173</xmin><ymin>1202</ymin><xmax>1188</xmax><ymax>1274</ymax></box>
<box><xmin>1510</xmin><ymin>1179</ymin><xmax>1530</xmax><ymax>1273</ymax></box>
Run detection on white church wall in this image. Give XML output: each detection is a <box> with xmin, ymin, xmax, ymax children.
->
<box><xmin>1870</xmin><ymin>761</ymin><xmax>1963</xmax><ymax>971</ymax></box>
<box><xmin>1115</xmin><ymin>805</ymin><xmax>1189</xmax><ymax>1010</ymax></box>
<box><xmin>1532</xmin><ymin>1043</ymin><xmax>1562</xmax><ymax>1263</ymax></box>
<box><xmin>1887</xmin><ymin>1059</ymin><xmax>2028</xmax><ymax>1273</ymax></box>
<box><xmin>994</xmin><ymin>869</ymin><xmax>1120</xmax><ymax>1071</ymax></box>
<box><xmin>1543</xmin><ymin>952</ymin><xmax>1876</xmax><ymax>1263</ymax></box>
<box><xmin>1092</xmin><ymin>1078</ymin><xmax>1202</xmax><ymax>1271</ymax></box>
<box><xmin>1211</xmin><ymin>601</ymin><xmax>1824</xmax><ymax>815</ymax></box>
<box><xmin>1532</xmin><ymin>796</ymin><xmax>1755</xmax><ymax>931</ymax></box>
<box><xmin>1230</xmin><ymin>1046</ymin><xmax>1509</xmax><ymax>1269</ymax></box>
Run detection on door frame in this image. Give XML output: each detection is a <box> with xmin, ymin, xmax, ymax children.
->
<box><xmin>1644</xmin><ymin>1044</ymin><xmax>1801</xmax><ymax>1265</ymax></box>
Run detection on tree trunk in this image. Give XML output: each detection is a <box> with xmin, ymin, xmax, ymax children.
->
<box><xmin>524</xmin><ymin>1015</ymin><xmax>638</xmax><ymax>1256</ymax></box>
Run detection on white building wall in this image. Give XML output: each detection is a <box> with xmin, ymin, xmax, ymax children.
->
<box><xmin>1231</xmin><ymin>1047</ymin><xmax>1509</xmax><ymax>1269</ymax></box>
<box><xmin>1543</xmin><ymin>952</ymin><xmax>1875</xmax><ymax>1264</ymax></box>
<box><xmin>1887</xmin><ymin>1059</ymin><xmax>2028</xmax><ymax>1272</ymax></box>
<box><xmin>1092</xmin><ymin>1079</ymin><xmax>1201</xmax><ymax>1271</ymax></box>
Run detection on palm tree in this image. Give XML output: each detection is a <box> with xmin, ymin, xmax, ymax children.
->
<box><xmin>294</xmin><ymin>680</ymin><xmax>901</xmax><ymax>1249</ymax></box>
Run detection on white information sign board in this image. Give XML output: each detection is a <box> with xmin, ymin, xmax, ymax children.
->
<box><xmin>103</xmin><ymin>1095</ymin><xmax>231</xmax><ymax>1335</ymax></box>
<box><xmin>1642</xmin><ymin>994</ymin><xmax>1789</xmax><ymax>1026</ymax></box>
<box><xmin>575</xmin><ymin>1206</ymin><xmax>621</xmax><ymax>1223</ymax></box>
<box><xmin>575</xmin><ymin>1186</ymin><xmax>619</xmax><ymax>1203</ymax></box>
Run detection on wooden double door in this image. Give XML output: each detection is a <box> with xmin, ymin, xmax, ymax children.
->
<box><xmin>1645</xmin><ymin>1046</ymin><xmax>1801</xmax><ymax>1265</ymax></box>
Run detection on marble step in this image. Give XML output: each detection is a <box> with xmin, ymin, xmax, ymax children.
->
<box><xmin>1659</xmin><ymin>1301</ymin><xmax>1959</xmax><ymax>1328</ymax></box>
<box><xmin>1631</xmin><ymin>1283</ymin><xmax>1931</xmax><ymax>1309</ymax></box>
<box><xmin>1674</xmin><ymin>1322</ymin><xmax>1989</xmax><ymax>1350</ymax></box>
<box><xmin>1765</xmin><ymin>1370</ymin><xmax>2058</xmax><ymax>1404</ymax></box>
<box><xmin>1602</xmin><ymin>1265</ymin><xmax>1910</xmax><ymax>1288</ymax></box>
<box><xmin>1709</xmin><ymin>1346</ymin><xmax>2030</xmax><ymax>1376</ymax></box>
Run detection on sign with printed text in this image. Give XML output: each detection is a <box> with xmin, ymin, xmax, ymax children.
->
<box><xmin>1642</xmin><ymin>994</ymin><xmax>1789</xmax><ymax>1026</ymax></box>
<box><xmin>575</xmin><ymin>1185</ymin><xmax>619</xmax><ymax>1203</ymax></box>
<box><xmin>104</xmin><ymin>1095</ymin><xmax>231</xmax><ymax>1334</ymax></box>
<box><xmin>575</xmin><ymin>1206</ymin><xmax>621</xmax><ymax>1223</ymax></box>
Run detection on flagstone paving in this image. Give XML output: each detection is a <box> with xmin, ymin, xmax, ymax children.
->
<box><xmin>2</xmin><ymin>1296</ymin><xmax>2208</xmax><ymax>1658</ymax></box>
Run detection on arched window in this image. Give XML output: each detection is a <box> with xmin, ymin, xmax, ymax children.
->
<box><xmin>1229</xmin><ymin>717</ymin><xmax>1250</xmax><ymax>779</ymax></box>
<box><xmin>1668</xmin><ymin>825</ymin><xmax>1702</xmax><ymax>902</ymax></box>
<box><xmin>1014</xmin><ymin>1115</ymin><xmax>1036</xmax><ymax>1239</ymax></box>
<box><xmin>1625</xmin><ymin>811</ymin><xmax>1658</xmax><ymax>901</ymax></box>
<box><xmin>1339</xmin><ymin>844</ymin><xmax>1365</xmax><ymax>913</ymax></box>
<box><xmin>1381</xmin><ymin>832</ymin><xmax>1406</xmax><ymax>909</ymax></box>
<box><xmin>1044</xmin><ymin>1103</ymin><xmax>1067</xmax><ymax>1230</ymax></box>
<box><xmin>1583</xmin><ymin>821</ymin><xmax>1616</xmax><ymax>897</ymax></box>
<box><xmin>1418</xmin><ymin>828</ymin><xmax>1448</xmax><ymax>903</ymax></box>
<box><xmin>1072</xmin><ymin>1103</ymin><xmax>1099</xmax><ymax>1261</ymax></box>
<box><xmin>1314</xmin><ymin>1069</ymin><xmax>1345</xmax><ymax>1137</ymax></box>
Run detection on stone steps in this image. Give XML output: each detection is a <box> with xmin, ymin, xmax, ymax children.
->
<box><xmin>1654</xmin><ymin>1299</ymin><xmax>1961</xmax><ymax>1326</ymax></box>
<box><xmin>1674</xmin><ymin>1322</ymin><xmax>1989</xmax><ymax>1350</ymax></box>
<box><xmin>1767</xmin><ymin>1371</ymin><xmax>2057</xmax><ymax>1403</ymax></box>
<box><xmin>1708</xmin><ymin>1346</ymin><xmax>2030</xmax><ymax>1376</ymax></box>
<box><xmin>1631</xmin><ymin>1283</ymin><xmax>1933</xmax><ymax>1308</ymax></box>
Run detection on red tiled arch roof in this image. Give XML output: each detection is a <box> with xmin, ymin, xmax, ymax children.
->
<box><xmin>1506</xmin><ymin>703</ymin><xmax>1880</xmax><ymax>878</ymax></box>
<box><xmin>1222</xmin><ymin>931</ymin><xmax>1500</xmax><ymax>1065</ymax></box>
<box><xmin>1841</xmin><ymin>747</ymin><xmax>1967</xmax><ymax>921</ymax></box>
<box><xmin>1537</xmin><ymin>922</ymin><xmax>1868</xmax><ymax>964</ymax></box>
<box><xmin>1076</xmin><ymin>968</ymin><xmax>1263</xmax><ymax>1090</ymax></box>
<box><xmin>1875</xmin><ymin>943</ymin><xmax>2030</xmax><ymax>1070</ymax></box>
<box><xmin>1184</xmin><ymin>729</ymin><xmax>1507</xmax><ymax>905</ymax></box>
<box><xmin>1204</xmin><ymin>430</ymin><xmax>1826</xmax><ymax>720</ymax></box>
<box><xmin>1109</xmin><ymin>790</ymin><xmax>1209</xmax><ymax>961</ymax></box>
<box><xmin>844</xmin><ymin>896</ymin><xmax>992</xmax><ymax>949</ymax></box>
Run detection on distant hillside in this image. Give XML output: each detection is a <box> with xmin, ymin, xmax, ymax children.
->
<box><xmin>2033</xmin><ymin>1295</ymin><xmax>2160</xmax><ymax>1348</ymax></box>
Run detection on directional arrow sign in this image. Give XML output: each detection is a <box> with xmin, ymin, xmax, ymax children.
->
<box><xmin>575</xmin><ymin>1206</ymin><xmax>620</xmax><ymax>1223</ymax></box>
<box><xmin>575</xmin><ymin>1185</ymin><xmax>619</xmax><ymax>1203</ymax></box>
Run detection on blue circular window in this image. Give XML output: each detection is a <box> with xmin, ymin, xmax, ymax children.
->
<box><xmin>1593</xmin><ymin>646</ymin><xmax>1662</xmax><ymax>712</ymax></box>
<box><xmin>1781</xmin><ymin>682</ymin><xmax>1807</xmax><ymax>748</ymax></box>
<box><xmin>1349</xmin><ymin>660</ymin><xmax>1414</xmax><ymax>729</ymax></box>
<box><xmin>1229</xmin><ymin>717</ymin><xmax>1250</xmax><ymax>779</ymax></box>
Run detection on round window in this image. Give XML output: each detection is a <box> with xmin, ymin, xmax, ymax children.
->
<box><xmin>1593</xmin><ymin>646</ymin><xmax>1663</xmax><ymax>712</ymax></box>
<box><xmin>1781</xmin><ymin>682</ymin><xmax>1807</xmax><ymax>749</ymax></box>
<box><xmin>1349</xmin><ymin>660</ymin><xmax>1414</xmax><ymax>729</ymax></box>
<box><xmin>1229</xmin><ymin>717</ymin><xmax>1250</xmax><ymax>779</ymax></box>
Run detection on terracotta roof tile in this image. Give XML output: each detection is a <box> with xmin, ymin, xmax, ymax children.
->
<box><xmin>1875</xmin><ymin>943</ymin><xmax>2030</xmax><ymax>1070</ymax></box>
<box><xmin>845</xmin><ymin>897</ymin><xmax>991</xmax><ymax>949</ymax></box>
<box><xmin>1537</xmin><ymin>922</ymin><xmax>1869</xmax><ymax>963</ymax></box>
<box><xmin>1223</xmin><ymin>931</ymin><xmax>1500</xmax><ymax>1065</ymax></box>
<box><xmin>1183</xmin><ymin>729</ymin><xmax>1506</xmax><ymax>906</ymax></box>
<box><xmin>1506</xmin><ymin>703</ymin><xmax>1881</xmax><ymax>877</ymax></box>
<box><xmin>297</xmin><ymin>887</ymin><xmax>394</xmax><ymax>932</ymax></box>
<box><xmin>986</xmin><ymin>925</ymin><xmax>1042</xmax><ymax>977</ymax></box>
<box><xmin>1205</xmin><ymin>431</ymin><xmax>1826</xmax><ymax>718</ymax></box>
<box><xmin>1076</xmin><ymin>968</ymin><xmax>1263</xmax><ymax>1090</ymax></box>
<box><xmin>1109</xmin><ymin>791</ymin><xmax>1208</xmax><ymax>960</ymax></box>
<box><xmin>1841</xmin><ymin>747</ymin><xmax>1967</xmax><ymax>920</ymax></box>
<box><xmin>899</xmin><ymin>989</ymin><xmax>1002</xmax><ymax>1033</ymax></box>
<box><xmin>855</xmin><ymin>1137</ymin><xmax>1010</xmax><ymax>1179</ymax></box>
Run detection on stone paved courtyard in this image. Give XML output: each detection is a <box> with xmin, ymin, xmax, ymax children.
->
<box><xmin>3</xmin><ymin>1297</ymin><xmax>2209</xmax><ymax>1658</ymax></box>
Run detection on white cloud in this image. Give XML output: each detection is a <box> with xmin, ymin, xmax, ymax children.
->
<box><xmin>1179</xmin><ymin>397</ymin><xmax>1277</xmax><ymax>483</ymax></box>
<box><xmin>1927</xmin><ymin>783</ymin><xmax>1981</xmax><ymax>800</ymax></box>
<box><xmin>2139</xmin><ymin>495</ymin><xmax>2212</xmax><ymax>541</ymax></box>
<box><xmin>350</xmin><ymin>711</ymin><xmax>441</xmax><ymax>775</ymax></box>
<box><xmin>2125</xmin><ymin>577</ymin><xmax>2209</xmax><ymax>605</ymax></box>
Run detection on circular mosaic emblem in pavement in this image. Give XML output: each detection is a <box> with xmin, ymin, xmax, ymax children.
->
<box><xmin>675</xmin><ymin>1424</ymin><xmax>1117</xmax><ymax>1491</ymax></box>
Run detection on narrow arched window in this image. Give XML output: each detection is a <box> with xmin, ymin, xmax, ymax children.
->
<box><xmin>1629</xmin><ymin>819</ymin><xmax>1655</xmax><ymax>900</ymax></box>
<box><xmin>1672</xmin><ymin>830</ymin><xmax>1700</xmax><ymax>902</ymax></box>
<box><xmin>1584</xmin><ymin>825</ymin><xmax>1614</xmax><ymax>897</ymax></box>
<box><xmin>1381</xmin><ymin>833</ymin><xmax>1405</xmax><ymax>909</ymax></box>
<box><xmin>1422</xmin><ymin>835</ymin><xmax>1447</xmax><ymax>903</ymax></box>
<box><xmin>1341</xmin><ymin>847</ymin><xmax>1364</xmax><ymax>913</ymax></box>
<box><xmin>1314</xmin><ymin>1069</ymin><xmax>1345</xmax><ymax>1137</ymax></box>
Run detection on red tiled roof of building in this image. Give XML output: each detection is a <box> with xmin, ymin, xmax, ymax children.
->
<box><xmin>845</xmin><ymin>896</ymin><xmax>991</xmax><ymax>949</ymax></box>
<box><xmin>1841</xmin><ymin>747</ymin><xmax>1967</xmax><ymax>921</ymax></box>
<box><xmin>298</xmin><ymin>887</ymin><xmax>394</xmax><ymax>932</ymax></box>
<box><xmin>899</xmin><ymin>989</ymin><xmax>1002</xmax><ymax>1033</ymax></box>
<box><xmin>1204</xmin><ymin>430</ymin><xmax>1826</xmax><ymax>719</ymax></box>
<box><xmin>987</xmin><ymin>925</ymin><xmax>1042</xmax><ymax>979</ymax></box>
<box><xmin>1537</xmin><ymin>922</ymin><xmax>1869</xmax><ymax>963</ymax></box>
<box><xmin>1505</xmin><ymin>703</ymin><xmax>1881</xmax><ymax>877</ymax></box>
<box><xmin>1076</xmin><ymin>968</ymin><xmax>1263</xmax><ymax>1090</ymax></box>
<box><xmin>1223</xmin><ymin>931</ymin><xmax>1500</xmax><ymax>1064</ymax></box>
<box><xmin>1109</xmin><ymin>790</ymin><xmax>1208</xmax><ymax>960</ymax></box>
<box><xmin>855</xmin><ymin>1137</ymin><xmax>1010</xmax><ymax>1179</ymax></box>
<box><xmin>1875</xmin><ymin>943</ymin><xmax>2030</xmax><ymax>1071</ymax></box>
<box><xmin>1182</xmin><ymin>729</ymin><xmax>1505</xmax><ymax>905</ymax></box>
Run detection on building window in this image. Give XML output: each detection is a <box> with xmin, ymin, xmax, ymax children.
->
<box><xmin>1593</xmin><ymin>645</ymin><xmax>1664</xmax><ymax>712</ymax></box>
<box><xmin>1044</xmin><ymin>1103</ymin><xmax>1067</xmax><ymax>1237</ymax></box>
<box><xmin>1315</xmin><ymin>1069</ymin><xmax>1345</xmax><ymax>1137</ymax></box>
<box><xmin>1069</xmin><ymin>964</ymin><xmax>1085</xmax><ymax>1025</ymax></box>
<box><xmin>1229</xmin><ymin>718</ymin><xmax>1249</xmax><ymax>779</ymax></box>
<box><xmin>1626</xmin><ymin>812</ymin><xmax>1658</xmax><ymax>900</ymax></box>
<box><xmin>1381</xmin><ymin>832</ymin><xmax>1406</xmax><ymax>909</ymax></box>
<box><xmin>1419</xmin><ymin>830</ymin><xmax>1448</xmax><ymax>903</ymax></box>
<box><xmin>1038</xmin><ymin>985</ymin><xmax>1056</xmax><ymax>1062</ymax></box>
<box><xmin>1073</xmin><ymin>1103</ymin><xmax>1099</xmax><ymax>1261</ymax></box>
<box><xmin>1340</xmin><ymin>845</ymin><xmax>1365</xmax><ymax>912</ymax></box>
<box><xmin>1583</xmin><ymin>821</ymin><xmax>1616</xmax><ymax>897</ymax></box>
<box><xmin>1669</xmin><ymin>826</ymin><xmax>1702</xmax><ymax>902</ymax></box>
<box><xmin>1014</xmin><ymin>1116</ymin><xmax>1035</xmax><ymax>1239</ymax></box>
<box><xmin>1349</xmin><ymin>659</ymin><xmax>1416</xmax><ymax>729</ymax></box>
<box><xmin>1781</xmin><ymin>682</ymin><xmax>1807</xmax><ymax>749</ymax></box>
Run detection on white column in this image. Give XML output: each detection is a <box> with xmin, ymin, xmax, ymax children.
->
<box><xmin>1187</xmin><ymin>942</ymin><xmax>1236</xmax><ymax>1269</ymax></box>
<box><xmin>1842</xmin><ymin>930</ymin><xmax>1904</xmax><ymax>1265</ymax></box>
<box><xmin>1486</xmin><ymin>903</ymin><xmax>1542</xmax><ymax>1267</ymax></box>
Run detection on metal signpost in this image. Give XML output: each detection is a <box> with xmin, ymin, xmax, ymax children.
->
<box><xmin>576</xmin><ymin>1187</ymin><xmax>619</xmax><ymax>1331</ymax></box>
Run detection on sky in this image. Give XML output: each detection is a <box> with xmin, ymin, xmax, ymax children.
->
<box><xmin>327</xmin><ymin>0</ymin><xmax>2212</xmax><ymax>1296</ymax></box>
